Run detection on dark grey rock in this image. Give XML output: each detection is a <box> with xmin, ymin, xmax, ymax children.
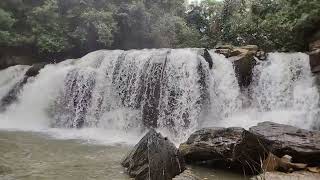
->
<box><xmin>25</xmin><ymin>63</ymin><xmax>47</xmax><ymax>77</ymax></box>
<box><xmin>249</xmin><ymin>121</ymin><xmax>320</xmax><ymax>166</ymax></box>
<box><xmin>179</xmin><ymin>127</ymin><xmax>269</xmax><ymax>174</ymax></box>
<box><xmin>122</xmin><ymin>129</ymin><xmax>185</xmax><ymax>180</ymax></box>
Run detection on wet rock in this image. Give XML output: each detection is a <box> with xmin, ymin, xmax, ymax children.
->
<box><xmin>251</xmin><ymin>171</ymin><xmax>320</xmax><ymax>180</ymax></box>
<box><xmin>262</xmin><ymin>153</ymin><xmax>307</xmax><ymax>173</ymax></box>
<box><xmin>0</xmin><ymin>76</ymin><xmax>28</xmax><ymax>111</ymax></box>
<box><xmin>310</xmin><ymin>50</ymin><xmax>320</xmax><ymax>73</ymax></box>
<box><xmin>173</xmin><ymin>170</ymin><xmax>201</xmax><ymax>180</ymax></box>
<box><xmin>25</xmin><ymin>63</ymin><xmax>47</xmax><ymax>77</ymax></box>
<box><xmin>179</xmin><ymin>127</ymin><xmax>268</xmax><ymax>174</ymax></box>
<box><xmin>203</xmin><ymin>49</ymin><xmax>213</xmax><ymax>69</ymax></box>
<box><xmin>249</xmin><ymin>122</ymin><xmax>320</xmax><ymax>166</ymax></box>
<box><xmin>310</xmin><ymin>39</ymin><xmax>320</xmax><ymax>52</ymax></box>
<box><xmin>214</xmin><ymin>45</ymin><xmax>258</xmax><ymax>87</ymax></box>
<box><xmin>309</xmin><ymin>37</ymin><xmax>320</xmax><ymax>73</ymax></box>
<box><xmin>122</xmin><ymin>129</ymin><xmax>185</xmax><ymax>180</ymax></box>
<box><xmin>0</xmin><ymin>63</ymin><xmax>47</xmax><ymax>111</ymax></box>
<box><xmin>0</xmin><ymin>55</ymin><xmax>35</xmax><ymax>70</ymax></box>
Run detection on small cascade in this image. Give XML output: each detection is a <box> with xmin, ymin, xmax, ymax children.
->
<box><xmin>0</xmin><ymin>65</ymin><xmax>31</xmax><ymax>110</ymax></box>
<box><xmin>249</xmin><ymin>53</ymin><xmax>320</xmax><ymax>129</ymax></box>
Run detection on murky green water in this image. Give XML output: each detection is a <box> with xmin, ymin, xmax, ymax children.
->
<box><xmin>0</xmin><ymin>131</ymin><xmax>247</xmax><ymax>180</ymax></box>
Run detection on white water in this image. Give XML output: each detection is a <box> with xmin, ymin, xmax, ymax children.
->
<box><xmin>0</xmin><ymin>65</ymin><xmax>30</xmax><ymax>100</ymax></box>
<box><xmin>0</xmin><ymin>50</ymin><xmax>318</xmax><ymax>145</ymax></box>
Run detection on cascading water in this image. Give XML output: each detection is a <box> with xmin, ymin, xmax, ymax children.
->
<box><xmin>0</xmin><ymin>65</ymin><xmax>30</xmax><ymax>101</ymax></box>
<box><xmin>214</xmin><ymin>52</ymin><xmax>320</xmax><ymax>130</ymax></box>
<box><xmin>0</xmin><ymin>49</ymin><xmax>319</xmax><ymax>144</ymax></box>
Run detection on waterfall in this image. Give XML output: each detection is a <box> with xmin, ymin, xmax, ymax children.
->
<box><xmin>0</xmin><ymin>50</ymin><xmax>318</xmax><ymax>144</ymax></box>
<box><xmin>216</xmin><ymin>53</ymin><xmax>320</xmax><ymax>130</ymax></box>
<box><xmin>0</xmin><ymin>65</ymin><xmax>30</xmax><ymax>101</ymax></box>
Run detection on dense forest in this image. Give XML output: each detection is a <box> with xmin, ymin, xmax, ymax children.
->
<box><xmin>0</xmin><ymin>0</ymin><xmax>319</xmax><ymax>62</ymax></box>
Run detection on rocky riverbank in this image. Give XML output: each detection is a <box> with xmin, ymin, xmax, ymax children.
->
<box><xmin>123</xmin><ymin>122</ymin><xmax>320</xmax><ymax>179</ymax></box>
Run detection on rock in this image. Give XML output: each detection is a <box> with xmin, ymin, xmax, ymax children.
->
<box><xmin>255</xmin><ymin>50</ymin><xmax>267</xmax><ymax>61</ymax></box>
<box><xmin>179</xmin><ymin>127</ymin><xmax>244</xmax><ymax>162</ymax></box>
<box><xmin>307</xmin><ymin>167</ymin><xmax>320</xmax><ymax>173</ymax></box>
<box><xmin>203</xmin><ymin>49</ymin><xmax>213</xmax><ymax>69</ymax></box>
<box><xmin>262</xmin><ymin>153</ymin><xmax>307</xmax><ymax>173</ymax></box>
<box><xmin>25</xmin><ymin>63</ymin><xmax>47</xmax><ymax>77</ymax></box>
<box><xmin>251</xmin><ymin>171</ymin><xmax>320</xmax><ymax>180</ymax></box>
<box><xmin>0</xmin><ymin>55</ymin><xmax>36</xmax><ymax>70</ymax></box>
<box><xmin>249</xmin><ymin>122</ymin><xmax>320</xmax><ymax>166</ymax></box>
<box><xmin>309</xmin><ymin>50</ymin><xmax>320</xmax><ymax>73</ymax></box>
<box><xmin>122</xmin><ymin>129</ymin><xmax>185</xmax><ymax>180</ymax></box>
<box><xmin>214</xmin><ymin>45</ymin><xmax>258</xmax><ymax>87</ymax></box>
<box><xmin>179</xmin><ymin>127</ymin><xmax>269</xmax><ymax>174</ymax></box>
<box><xmin>309</xmin><ymin>37</ymin><xmax>320</xmax><ymax>73</ymax></box>
<box><xmin>0</xmin><ymin>62</ymin><xmax>47</xmax><ymax>111</ymax></box>
<box><xmin>173</xmin><ymin>170</ymin><xmax>201</xmax><ymax>180</ymax></box>
<box><xmin>310</xmin><ymin>39</ymin><xmax>320</xmax><ymax>52</ymax></box>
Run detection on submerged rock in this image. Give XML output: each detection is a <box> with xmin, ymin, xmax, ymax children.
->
<box><xmin>179</xmin><ymin>127</ymin><xmax>268</xmax><ymax>174</ymax></box>
<box><xmin>249</xmin><ymin>122</ymin><xmax>320</xmax><ymax>166</ymax></box>
<box><xmin>122</xmin><ymin>129</ymin><xmax>185</xmax><ymax>180</ymax></box>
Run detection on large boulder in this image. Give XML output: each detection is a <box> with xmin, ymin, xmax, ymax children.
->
<box><xmin>249</xmin><ymin>122</ymin><xmax>320</xmax><ymax>166</ymax></box>
<box><xmin>215</xmin><ymin>45</ymin><xmax>258</xmax><ymax>87</ymax></box>
<box><xmin>122</xmin><ymin>129</ymin><xmax>186</xmax><ymax>180</ymax></box>
<box><xmin>179</xmin><ymin>127</ymin><xmax>269</xmax><ymax>174</ymax></box>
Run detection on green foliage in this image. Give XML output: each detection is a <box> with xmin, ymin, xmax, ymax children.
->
<box><xmin>1</xmin><ymin>0</ymin><xmax>319</xmax><ymax>57</ymax></box>
<box><xmin>0</xmin><ymin>0</ymin><xmax>195</xmax><ymax>58</ymax></box>
<box><xmin>188</xmin><ymin>0</ymin><xmax>320</xmax><ymax>51</ymax></box>
<box><xmin>0</xmin><ymin>8</ymin><xmax>15</xmax><ymax>45</ymax></box>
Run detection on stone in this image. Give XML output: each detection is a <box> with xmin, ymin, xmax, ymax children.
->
<box><xmin>122</xmin><ymin>129</ymin><xmax>185</xmax><ymax>180</ymax></box>
<box><xmin>179</xmin><ymin>127</ymin><xmax>269</xmax><ymax>174</ymax></box>
<box><xmin>25</xmin><ymin>63</ymin><xmax>47</xmax><ymax>77</ymax></box>
<box><xmin>249</xmin><ymin>122</ymin><xmax>320</xmax><ymax>166</ymax></box>
<box><xmin>310</xmin><ymin>39</ymin><xmax>320</xmax><ymax>52</ymax></box>
<box><xmin>251</xmin><ymin>171</ymin><xmax>320</xmax><ymax>180</ymax></box>
<box><xmin>262</xmin><ymin>153</ymin><xmax>307</xmax><ymax>173</ymax></box>
<box><xmin>0</xmin><ymin>62</ymin><xmax>47</xmax><ymax>111</ymax></box>
<box><xmin>309</xmin><ymin>50</ymin><xmax>320</xmax><ymax>73</ymax></box>
<box><xmin>214</xmin><ymin>45</ymin><xmax>258</xmax><ymax>87</ymax></box>
<box><xmin>173</xmin><ymin>170</ymin><xmax>201</xmax><ymax>180</ymax></box>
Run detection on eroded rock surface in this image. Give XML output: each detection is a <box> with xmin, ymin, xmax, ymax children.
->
<box><xmin>122</xmin><ymin>129</ymin><xmax>185</xmax><ymax>180</ymax></box>
<box><xmin>179</xmin><ymin>127</ymin><xmax>268</xmax><ymax>174</ymax></box>
<box><xmin>215</xmin><ymin>45</ymin><xmax>258</xmax><ymax>87</ymax></box>
<box><xmin>249</xmin><ymin>122</ymin><xmax>320</xmax><ymax>166</ymax></box>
